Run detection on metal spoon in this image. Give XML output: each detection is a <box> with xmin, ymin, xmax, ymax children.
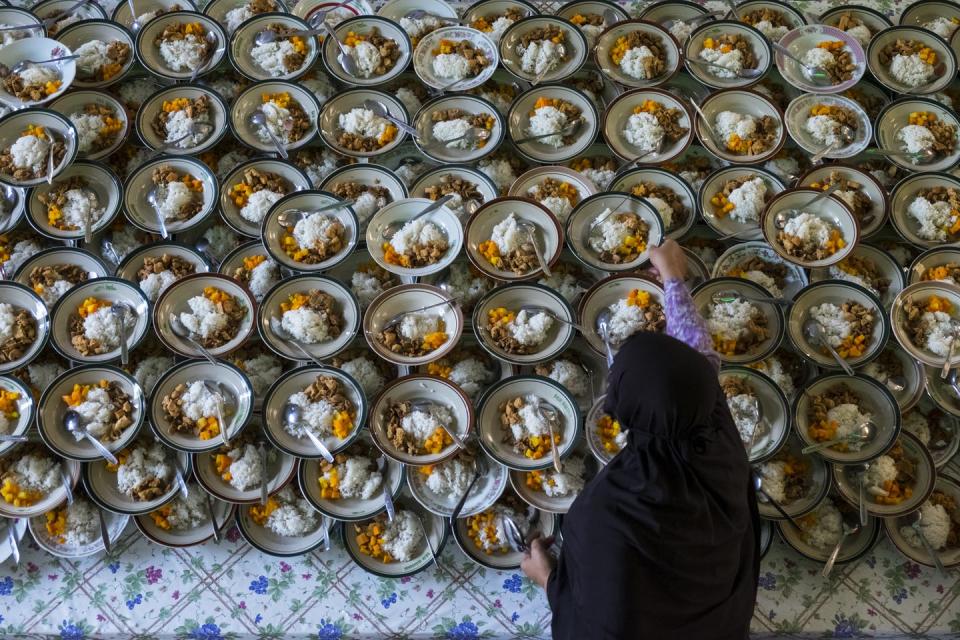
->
<box><xmin>321</xmin><ymin>20</ymin><xmax>359</xmax><ymax>77</ymax></box>
<box><xmin>258</xmin><ymin>442</ymin><xmax>269</xmax><ymax>506</ymax></box>
<box><xmin>536</xmin><ymin>401</ymin><xmax>562</xmax><ymax>473</ymax></box>
<box><xmin>752</xmin><ymin>472</ymin><xmax>803</xmax><ymax>529</ymax></box>
<box><xmin>253</xmin><ymin>26</ymin><xmax>326</xmax><ymax>47</ymax></box>
<box><xmin>202</xmin><ymin>380</ymin><xmax>230</xmax><ymax>447</ymax></box>
<box><xmin>426</xmin><ymin>127</ymin><xmax>490</xmax><ymax>151</ymax></box>
<box><xmin>822</xmin><ymin>513</ymin><xmax>860</xmax><ymax>577</ymax></box>
<box><xmin>60</xmin><ymin>463</ymin><xmax>73</xmax><ymax>505</ymax></box>
<box><xmin>362</xmin><ymin>99</ymin><xmax>419</xmax><ymax>137</ymax></box>
<box><xmin>249</xmin><ymin>109</ymin><xmax>288</xmax><ymax>159</ymax></box>
<box><xmin>282</xmin><ymin>402</ymin><xmax>334</xmax><ymax>462</ymax></box>
<box><xmin>595</xmin><ymin>308</ymin><xmax>615</xmax><ymax>367</ymax></box>
<box><xmin>686</xmin><ymin>57</ymin><xmax>766</xmax><ymax>79</ymax></box>
<box><xmin>502</xmin><ymin>516</ymin><xmax>528</xmax><ymax>552</ymax></box>
<box><xmin>64</xmin><ymin>410</ymin><xmax>118</xmax><ymax>464</ymax></box>
<box><xmin>810</xmin><ymin>126</ymin><xmax>855</xmax><ymax>164</ymax></box>
<box><xmin>532</xmin><ymin>44</ymin><xmax>566</xmax><ymax>85</ymax></box>
<box><xmin>269</xmin><ymin>317</ymin><xmax>326</xmax><ymax>366</ymax></box>
<box><xmin>172</xmin><ymin>456</ymin><xmax>189</xmax><ymax>499</ymax></box>
<box><xmin>515</xmin><ymin>219</ymin><xmax>550</xmax><ymax>277</ymax></box>
<box><xmin>943</xmin><ymin>332</ymin><xmax>958</xmax><ymax>379</ymax></box>
<box><xmin>376</xmin><ymin>455</ymin><xmax>394</xmax><ymax>521</ymax></box>
<box><xmin>414</xmin><ymin>511</ymin><xmax>440</xmax><ymax>568</ymax></box>
<box><xmin>771</xmin><ymin>42</ymin><xmax>832</xmax><ymax>85</ymax></box>
<box><xmin>0</xmin><ymin>434</ymin><xmax>29</xmax><ymax>443</ymax></box>
<box><xmin>6</xmin><ymin>519</ymin><xmax>18</xmax><ymax>567</ymax></box>
<box><xmin>161</xmin><ymin>121</ymin><xmax>214</xmax><ymax>152</ymax></box>
<box><xmin>127</xmin><ymin>0</ymin><xmax>142</xmax><ymax>33</ymax></box>
<box><xmin>205</xmin><ymin>493</ymin><xmax>221</xmax><ymax>543</ymax></box>
<box><xmin>145</xmin><ymin>185</ymin><xmax>170</xmax><ymax>239</ymax></box>
<box><xmin>379</xmin><ymin>297</ymin><xmax>459</xmax><ymax>333</ymax></box>
<box><xmin>276</xmin><ymin>200</ymin><xmax>356</xmax><ymax>227</ymax></box>
<box><xmin>661</xmin><ymin>11</ymin><xmax>720</xmax><ymax>33</ymax></box>
<box><xmin>517</xmin><ymin>304</ymin><xmax>586</xmax><ymax>333</ymax></box>
<box><xmin>884</xmin><ymin>374</ymin><xmax>907</xmax><ymax>393</ymax></box>
<box><xmin>168</xmin><ymin>313</ymin><xmax>219</xmax><ymax>365</ymax></box>
<box><xmin>110</xmin><ymin>301</ymin><xmax>133</xmax><ymax>366</ymax></box>
<box><xmin>404</xmin><ymin>9</ymin><xmax>457</xmax><ymax>23</ymax></box>
<box><xmin>407</xmin><ymin>400</ymin><xmax>466</xmax><ymax>449</ymax></box>
<box><xmin>512</xmin><ymin>120</ymin><xmax>582</xmax><ymax>146</ymax></box>
<box><xmin>801</xmin><ymin>421</ymin><xmax>877</xmax><ymax>454</ymax></box>
<box><xmin>684</xmin><ymin>96</ymin><xmax>724</xmax><ymax>148</ymax></box>
<box><xmin>381</xmin><ymin>194</ymin><xmax>454</xmax><ymax>240</ymax></box>
<box><xmin>711</xmin><ymin>289</ymin><xmax>792</xmax><ymax>307</ymax></box>
<box><xmin>859</xmin><ymin>146</ymin><xmax>937</xmax><ymax>164</ymax></box>
<box><xmin>9</xmin><ymin>54</ymin><xmax>80</xmax><ymax>76</ymax></box>
<box><xmin>848</xmin><ymin>463</ymin><xmax>870</xmax><ymax>526</ymax></box>
<box><xmin>41</xmin><ymin>0</ymin><xmax>90</xmax><ymax>28</ymax></box>
<box><xmin>188</xmin><ymin>30</ymin><xmax>220</xmax><ymax>83</ymax></box>
<box><xmin>98</xmin><ymin>507</ymin><xmax>111</xmax><ymax>554</ymax></box>
<box><xmin>803</xmin><ymin>318</ymin><xmax>855</xmax><ymax>375</ymax></box>
<box><xmin>904</xmin><ymin>509</ymin><xmax>947</xmax><ymax>575</ymax></box>
<box><xmin>772</xmin><ymin>183</ymin><xmax>844</xmax><ymax>231</ymax></box>
<box><xmin>450</xmin><ymin>454</ymin><xmax>487</xmax><ymax>524</ymax></box>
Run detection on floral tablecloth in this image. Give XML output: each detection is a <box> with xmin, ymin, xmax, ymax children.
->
<box><xmin>3</xmin><ymin>0</ymin><xmax>958</xmax><ymax>637</ymax></box>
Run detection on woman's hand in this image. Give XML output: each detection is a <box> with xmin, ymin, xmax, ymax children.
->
<box><xmin>520</xmin><ymin>536</ymin><xmax>556</xmax><ymax>589</ymax></box>
<box><xmin>649</xmin><ymin>239</ymin><xmax>687</xmax><ymax>282</ymax></box>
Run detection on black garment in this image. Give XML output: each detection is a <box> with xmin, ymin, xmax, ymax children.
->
<box><xmin>547</xmin><ymin>332</ymin><xmax>759</xmax><ymax>639</ymax></box>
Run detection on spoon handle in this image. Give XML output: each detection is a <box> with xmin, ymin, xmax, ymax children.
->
<box><xmin>0</xmin><ymin>434</ymin><xmax>30</xmax><ymax>442</ymax></box>
<box><xmin>85</xmin><ymin>433</ymin><xmax>118</xmax><ymax>465</ymax></box>
<box><xmin>525</xmin><ymin>226</ymin><xmax>551</xmax><ymax>277</ymax></box>
<box><xmin>7</xmin><ymin>519</ymin><xmax>18</xmax><ymax>567</ymax></box>
<box><xmin>258</xmin><ymin>443</ymin><xmax>269</xmax><ymax>506</ymax></box>
<box><xmin>801</xmin><ymin>434</ymin><xmax>857</xmax><ymax>454</ymax></box>
<box><xmin>304</xmin><ymin>428</ymin><xmax>335</xmax><ymax>463</ymax></box>
<box><xmin>98</xmin><ymin>508</ymin><xmax>111</xmax><ymax>554</ymax></box>
<box><xmin>291</xmin><ymin>339</ymin><xmax>324</xmax><ymax>367</ymax></box>
<box><xmin>60</xmin><ymin>464</ymin><xmax>74</xmax><ymax>505</ymax></box>
<box><xmin>800</xmin><ymin>182</ymin><xmax>843</xmax><ymax>209</ymax></box>
<box><xmin>810</xmin><ymin>139</ymin><xmax>842</xmax><ymax>165</ymax></box>
<box><xmin>860</xmin><ymin>148</ymin><xmax>926</xmax><ymax>161</ymax></box>
<box><xmin>858</xmin><ymin>473</ymin><xmax>867</xmax><ymax>526</ymax></box>
<box><xmin>189</xmin><ymin>337</ymin><xmax>220</xmax><ymax>368</ymax></box>
<box><xmin>942</xmin><ymin>335</ymin><xmax>956</xmax><ymax>379</ymax></box>
<box><xmin>206</xmin><ymin>494</ymin><xmax>221</xmax><ymax>543</ymax></box>
<box><xmin>599</xmin><ymin>325</ymin><xmax>615</xmax><ymax>368</ymax></box>
<box><xmin>823</xmin><ymin>339</ymin><xmax>855</xmax><ymax>376</ymax></box>
<box><xmin>821</xmin><ymin>531</ymin><xmax>847</xmax><ymax>577</ymax></box>
<box><xmin>384</xmin><ymin>113</ymin><xmax>419</xmax><ymax>137</ymax></box>
<box><xmin>916</xmin><ymin>525</ymin><xmax>947</xmax><ymax>576</ymax></box>
<box><xmin>547</xmin><ymin>419</ymin><xmax>562</xmax><ymax>474</ymax></box>
<box><xmin>416</xmin><ymin>513</ymin><xmax>440</xmax><ymax>568</ymax></box>
<box><xmin>263</xmin><ymin>126</ymin><xmax>289</xmax><ymax>160</ymax></box>
<box><xmin>450</xmin><ymin>469</ymin><xmax>481</xmax><ymax>524</ymax></box>
<box><xmin>759</xmin><ymin>487</ymin><xmax>803</xmax><ymax>529</ymax></box>
<box><xmin>115</xmin><ymin>314</ymin><xmax>129</xmax><ymax>366</ymax></box>
<box><xmin>215</xmin><ymin>395</ymin><xmax>230</xmax><ymax>447</ymax></box>
<box><xmin>770</xmin><ymin>43</ymin><xmax>806</xmax><ymax>69</ymax></box>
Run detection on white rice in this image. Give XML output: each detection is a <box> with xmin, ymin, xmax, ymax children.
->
<box><xmin>539</xmin><ymin>455</ymin><xmax>585</xmax><ymax>497</ymax></box>
<box><xmin>889</xmin><ymin>53</ymin><xmax>934</xmax><ymax>87</ymax></box>
<box><xmin>7</xmin><ymin>452</ymin><xmax>60</xmax><ymax>494</ymax></box>
<box><xmin>159</xmin><ymin>34</ymin><xmax>208</xmax><ymax>72</ymax></box>
<box><xmin>281</xmin><ymin>306</ymin><xmax>334</xmax><ymax>344</ymax></box>
<box><xmin>54</xmin><ymin>498</ymin><xmax>99</xmax><ymax>546</ymax></box>
<box><xmin>263</xmin><ymin>485</ymin><xmax>321</xmax><ymax>535</ymax></box>
<box><xmin>726</xmin><ymin>177</ymin><xmax>768</xmax><ymax>223</ymax></box>
<box><xmin>378</xmin><ymin>509</ymin><xmax>424</xmax><ymax>561</ymax></box>
<box><xmin>225</xmin><ymin>443</ymin><xmax>263</xmax><ymax>491</ymax></box>
<box><xmin>115</xmin><ymin>440</ymin><xmax>173</xmax><ymax>498</ymax></box>
<box><xmin>179</xmin><ymin>295</ymin><xmax>228</xmax><ymax>340</ymax></box>
<box><xmin>908</xmin><ymin>196</ymin><xmax>955</xmax><ymax>242</ymax></box>
<box><xmin>338</xmin><ymin>356</ymin><xmax>385</xmax><ymax>397</ymax></box>
<box><xmin>538</xmin><ymin>272</ymin><xmax>583</xmax><ymax>304</ymax></box>
<box><xmin>424</xmin><ymin>456</ymin><xmax>471</xmax><ymax>496</ymax></box>
<box><xmin>622</xmin><ymin>111</ymin><xmax>663</xmax><ymax>150</ymax></box>
<box><xmin>285</xmin><ymin>391</ymin><xmax>340</xmax><ymax>438</ymax></box>
<box><xmin>899</xmin><ymin>500</ymin><xmax>951</xmax><ymax>550</ymax></box>
<box><xmin>801</xmin><ymin>498</ymin><xmax>843</xmax><ymax>550</ymax></box>
<box><xmin>526</xmin><ymin>106</ymin><xmax>569</xmax><ymax>148</ymax></box>
<box><xmin>519</xmin><ymin>39</ymin><xmax>561</xmax><ymax>76</ymax></box>
<box><xmin>448</xmin><ymin>357</ymin><xmax>492</xmax><ymax>398</ymax></box>
<box><xmin>619</xmin><ymin>46</ymin><xmax>657</xmax><ymax>79</ymax></box>
<box><xmin>72</xmin><ymin>386</ymin><xmax>118</xmax><ymax>440</ymax></box>
<box><xmin>324</xmin><ymin>454</ymin><xmax>382</xmax><ymax>500</ymax></box>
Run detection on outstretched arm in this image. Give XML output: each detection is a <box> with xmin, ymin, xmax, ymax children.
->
<box><xmin>650</xmin><ymin>241</ymin><xmax>721</xmax><ymax>372</ymax></box>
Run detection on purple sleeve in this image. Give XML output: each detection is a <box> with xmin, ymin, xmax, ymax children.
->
<box><xmin>664</xmin><ymin>277</ymin><xmax>720</xmax><ymax>371</ymax></box>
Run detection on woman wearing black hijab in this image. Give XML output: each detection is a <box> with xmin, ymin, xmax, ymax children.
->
<box><xmin>521</xmin><ymin>239</ymin><xmax>759</xmax><ymax>640</ymax></box>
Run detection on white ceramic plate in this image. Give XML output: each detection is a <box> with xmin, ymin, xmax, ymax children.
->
<box><xmin>28</xmin><ymin>497</ymin><xmax>128</xmax><ymax>558</ymax></box>
<box><xmin>0</xmin><ymin>453</ymin><xmax>79</xmax><ymax>519</ymax></box>
<box><xmin>0</xmin><ymin>109</ymin><xmax>78</xmax><ymax>188</ymax></box>
<box><xmin>884</xmin><ymin>473</ymin><xmax>960</xmax><ymax>569</ymax></box>
<box><xmin>193</xmin><ymin>436</ymin><xmax>298</xmax><ymax>504</ymax></box>
<box><xmin>342</xmin><ymin>497</ymin><xmax>447</xmax><ymax>577</ymax></box>
<box><xmin>464</xmin><ymin>197</ymin><xmax>563</xmax><ymax>281</ymax></box>
<box><xmin>413</xmin><ymin>94</ymin><xmax>505</xmax><ymax>164</ymax></box>
<box><xmin>875</xmin><ymin>98</ymin><xmax>960</xmax><ymax>174</ymax></box>
<box><xmin>230</xmin><ymin>79</ymin><xmax>321</xmax><ymax>153</ymax></box>
<box><xmin>122</xmin><ymin>154</ymin><xmax>218</xmax><ymax>234</ymax></box>
<box><xmin>26</xmin><ymin>161</ymin><xmax>122</xmax><ymax>241</ymax></box>
<box><xmin>809</xmin><ymin>243</ymin><xmax>905</xmax><ymax>309</ymax></box>
<box><xmin>412</xmin><ymin>25</ymin><xmax>499</xmax><ymax>91</ymax></box>
<box><xmin>134</xmin><ymin>11</ymin><xmax>227</xmax><ymax>80</ymax></box>
<box><xmin>601</xmin><ymin>88</ymin><xmax>693</xmax><ymax>165</ymax></box>
<box><xmin>261</xmin><ymin>365</ymin><xmax>366</xmax><ymax>457</ymax></box>
<box><xmin>786</xmin><ymin>279</ymin><xmax>888</xmax><ymax>369</ymax></box>
<box><xmin>37</xmin><ymin>364</ymin><xmax>145</xmax><ymax>462</ymax></box>
<box><xmin>365</xmin><ymin>198</ymin><xmax>465</xmax><ymax>277</ymax></box>
<box><xmin>775</xmin><ymin>25</ymin><xmax>866</xmax><ymax>94</ymax></box>
<box><xmin>866</xmin><ymin>26</ymin><xmax>957</xmax><ymax>95</ymax></box>
<box><xmin>474</xmin><ymin>375</ymin><xmax>581</xmax><ymax>471</ymax></box>
<box><xmin>317</xmin><ymin>88</ymin><xmax>406</xmax><ymax>158</ymax></box>
<box><xmin>761</xmin><ymin>188</ymin><xmax>859</xmax><ymax>268</ymax></box>
<box><xmin>257</xmin><ymin>273</ymin><xmax>360</xmax><ymax>362</ymax></box>
<box><xmin>230</xmin><ymin>13</ymin><xmax>318</xmax><ymax>81</ymax></box>
<box><xmin>890</xmin><ymin>281</ymin><xmax>960</xmax><ymax>367</ymax></box>
<box><xmin>136</xmin><ymin>494</ymin><xmax>235</xmax><ymax>548</ymax></box>
<box><xmin>565</xmin><ymin>192</ymin><xmax>663</xmax><ymax>272</ymax></box>
<box><xmin>367</xmin><ymin>374</ymin><xmax>473</xmax><ymax>465</ymax></box>
<box><xmin>452</xmin><ymin>493</ymin><xmax>557</xmax><ymax>569</ymax></box>
<box><xmin>692</xmin><ymin>277</ymin><xmax>786</xmax><ymax>365</ymax></box>
<box><xmin>577</xmin><ymin>273</ymin><xmax>665</xmax><ymax>359</ymax></box>
<box><xmin>695</xmin><ymin>89</ymin><xmax>787</xmax><ymax>165</ymax></box>
<box><xmin>593</xmin><ymin>19</ymin><xmax>681</xmax><ymax>88</ymax></box>
<box><xmin>683</xmin><ymin>20</ymin><xmax>772</xmax><ymax>90</ymax></box>
<box><xmin>260</xmin><ymin>189</ymin><xmax>359</xmax><ymax>271</ymax></box>
<box><xmin>784</xmin><ymin>93</ymin><xmax>871</xmax><ymax>159</ymax></box>
<box><xmin>50</xmin><ymin>90</ymin><xmax>129</xmax><ymax>161</ymax></box>
<box><xmin>796</xmin><ymin>164</ymin><xmax>889</xmax><ymax>238</ymax></box>
<box><xmin>134</xmin><ymin>83</ymin><xmax>228</xmax><ymax>156</ymax></box>
<box><xmin>499</xmin><ymin>16</ymin><xmax>588</xmax><ymax>83</ymax></box>
<box><xmin>219</xmin><ymin>158</ymin><xmax>310</xmax><ymax>238</ymax></box>
<box><xmin>507</xmin><ymin>85</ymin><xmax>599</xmax><ymax>164</ymax></box>
<box><xmin>0</xmin><ymin>37</ymin><xmax>75</xmax><ymax>108</ymax></box>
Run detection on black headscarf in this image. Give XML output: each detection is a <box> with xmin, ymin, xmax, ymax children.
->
<box><xmin>547</xmin><ymin>332</ymin><xmax>759</xmax><ymax>640</ymax></box>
